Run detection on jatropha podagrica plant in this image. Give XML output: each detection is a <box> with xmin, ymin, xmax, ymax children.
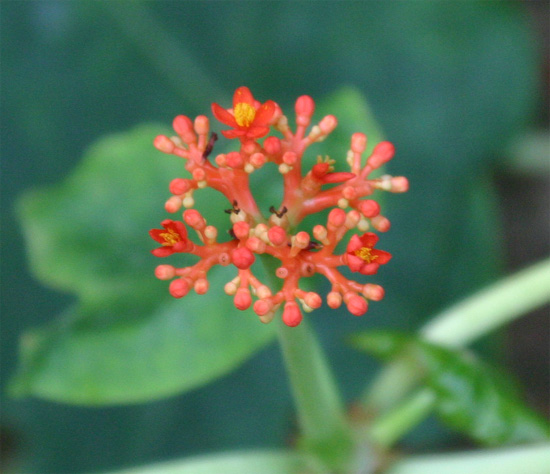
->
<box><xmin>150</xmin><ymin>87</ymin><xmax>408</xmax><ymax>327</ymax></box>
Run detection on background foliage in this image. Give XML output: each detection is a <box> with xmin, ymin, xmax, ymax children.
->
<box><xmin>1</xmin><ymin>1</ymin><xmax>548</xmax><ymax>473</ymax></box>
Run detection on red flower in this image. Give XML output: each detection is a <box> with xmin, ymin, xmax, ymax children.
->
<box><xmin>150</xmin><ymin>220</ymin><xmax>190</xmax><ymax>257</ymax></box>
<box><xmin>211</xmin><ymin>86</ymin><xmax>276</xmax><ymax>140</ymax></box>
<box><xmin>346</xmin><ymin>232</ymin><xmax>392</xmax><ymax>275</ymax></box>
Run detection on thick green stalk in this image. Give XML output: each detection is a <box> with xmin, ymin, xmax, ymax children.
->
<box><xmin>277</xmin><ymin>318</ymin><xmax>354</xmax><ymax>469</ymax></box>
<box><xmin>259</xmin><ymin>255</ymin><xmax>353</xmax><ymax>469</ymax></box>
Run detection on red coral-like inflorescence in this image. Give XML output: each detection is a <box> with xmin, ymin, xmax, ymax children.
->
<box><xmin>151</xmin><ymin>86</ymin><xmax>408</xmax><ymax>326</ymax></box>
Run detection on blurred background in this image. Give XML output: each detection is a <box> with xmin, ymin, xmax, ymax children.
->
<box><xmin>1</xmin><ymin>1</ymin><xmax>548</xmax><ymax>473</ymax></box>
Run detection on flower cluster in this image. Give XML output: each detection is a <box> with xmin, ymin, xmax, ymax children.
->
<box><xmin>151</xmin><ymin>87</ymin><xmax>408</xmax><ymax>326</ymax></box>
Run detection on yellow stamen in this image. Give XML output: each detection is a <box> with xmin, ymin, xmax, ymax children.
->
<box><xmin>354</xmin><ymin>247</ymin><xmax>378</xmax><ymax>263</ymax></box>
<box><xmin>234</xmin><ymin>102</ymin><xmax>256</xmax><ymax>127</ymax></box>
<box><xmin>160</xmin><ymin>228</ymin><xmax>181</xmax><ymax>246</ymax></box>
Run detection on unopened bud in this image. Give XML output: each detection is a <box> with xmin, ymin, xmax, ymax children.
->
<box><xmin>169</xmin><ymin>278</ymin><xmax>190</xmax><ymax>298</ymax></box>
<box><xmin>154</xmin><ymin>135</ymin><xmax>175</xmax><ymax>154</ymax></box>
<box><xmin>282</xmin><ymin>302</ymin><xmax>303</xmax><ymax>327</ymax></box>
<box><xmin>155</xmin><ymin>265</ymin><xmax>176</xmax><ymax>280</ymax></box>
<box><xmin>368</xmin><ymin>141</ymin><xmax>395</xmax><ymax>169</ymax></box>
<box><xmin>232</xmin><ymin>247</ymin><xmax>255</xmax><ymax>269</ymax></box>
<box><xmin>351</xmin><ymin>133</ymin><xmax>367</xmax><ymax>154</ymax></box>
<box><xmin>234</xmin><ymin>288</ymin><xmax>252</xmax><ymax>310</ymax></box>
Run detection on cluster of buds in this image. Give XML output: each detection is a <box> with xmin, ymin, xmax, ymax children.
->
<box><xmin>150</xmin><ymin>87</ymin><xmax>408</xmax><ymax>326</ymax></box>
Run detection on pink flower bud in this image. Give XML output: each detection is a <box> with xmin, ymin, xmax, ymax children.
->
<box><xmin>358</xmin><ymin>200</ymin><xmax>380</xmax><ymax>218</ymax></box>
<box><xmin>319</xmin><ymin>115</ymin><xmax>337</xmax><ymax>135</ymax></box>
<box><xmin>368</xmin><ymin>141</ymin><xmax>395</xmax><ymax>169</ymax></box>
<box><xmin>164</xmin><ymin>196</ymin><xmax>182</xmax><ymax>213</ymax></box>
<box><xmin>327</xmin><ymin>291</ymin><xmax>342</xmax><ymax>309</ymax></box>
<box><xmin>194</xmin><ymin>115</ymin><xmax>209</xmax><ymax>135</ymax></box>
<box><xmin>263</xmin><ymin>136</ymin><xmax>281</xmax><ymax>156</ymax></box>
<box><xmin>192</xmin><ymin>168</ymin><xmax>206</xmax><ymax>181</ymax></box>
<box><xmin>169</xmin><ymin>278</ymin><xmax>190</xmax><ymax>298</ymax></box>
<box><xmin>172</xmin><ymin>115</ymin><xmax>195</xmax><ymax>142</ymax></box>
<box><xmin>246</xmin><ymin>236</ymin><xmax>266</xmax><ymax>253</ymax></box>
<box><xmin>294</xmin><ymin>231</ymin><xmax>310</xmax><ymax>249</ymax></box>
<box><xmin>183</xmin><ymin>209</ymin><xmax>205</xmax><ymax>229</ymax></box>
<box><xmin>282</xmin><ymin>302</ymin><xmax>303</xmax><ymax>327</ymax></box>
<box><xmin>154</xmin><ymin>135</ymin><xmax>175</xmax><ymax>154</ymax></box>
<box><xmin>351</xmin><ymin>133</ymin><xmax>367</xmax><ymax>154</ymax></box>
<box><xmin>267</xmin><ymin>226</ymin><xmax>287</xmax><ymax>246</ymax></box>
<box><xmin>155</xmin><ymin>265</ymin><xmax>176</xmax><ymax>280</ymax></box>
<box><xmin>295</xmin><ymin>95</ymin><xmax>315</xmax><ymax>118</ymax></box>
<box><xmin>391</xmin><ymin>176</ymin><xmax>409</xmax><ymax>193</ymax></box>
<box><xmin>346</xmin><ymin>294</ymin><xmax>368</xmax><ymax>316</ymax></box>
<box><xmin>234</xmin><ymin>288</ymin><xmax>252</xmax><ymax>310</ymax></box>
<box><xmin>232</xmin><ymin>247</ymin><xmax>255</xmax><ymax>269</ymax></box>
<box><xmin>242</xmin><ymin>140</ymin><xmax>258</xmax><ymax>155</ymax></box>
<box><xmin>194</xmin><ymin>278</ymin><xmax>209</xmax><ymax>295</ymax></box>
<box><xmin>371</xmin><ymin>215</ymin><xmax>391</xmax><ymax>232</ymax></box>
<box><xmin>169</xmin><ymin>178</ymin><xmax>191</xmax><ymax>195</ymax></box>
<box><xmin>250</xmin><ymin>152</ymin><xmax>266</xmax><ymax>168</ymax></box>
<box><xmin>282</xmin><ymin>151</ymin><xmax>298</xmax><ymax>165</ymax></box>
<box><xmin>304</xmin><ymin>292</ymin><xmax>322</xmax><ymax>309</ymax></box>
<box><xmin>253</xmin><ymin>299</ymin><xmax>273</xmax><ymax>316</ymax></box>
<box><xmin>226</xmin><ymin>151</ymin><xmax>244</xmax><ymax>168</ymax></box>
<box><xmin>362</xmin><ymin>284</ymin><xmax>385</xmax><ymax>301</ymax></box>
<box><xmin>328</xmin><ymin>208</ymin><xmax>346</xmax><ymax>228</ymax></box>
<box><xmin>233</xmin><ymin>221</ymin><xmax>250</xmax><ymax>240</ymax></box>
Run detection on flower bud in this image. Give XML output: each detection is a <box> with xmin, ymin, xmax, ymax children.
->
<box><xmin>351</xmin><ymin>133</ymin><xmax>367</xmax><ymax>154</ymax></box>
<box><xmin>263</xmin><ymin>136</ymin><xmax>281</xmax><ymax>156</ymax></box>
<box><xmin>234</xmin><ymin>288</ymin><xmax>252</xmax><ymax>310</ymax></box>
<box><xmin>282</xmin><ymin>302</ymin><xmax>303</xmax><ymax>327</ymax></box>
<box><xmin>194</xmin><ymin>115</ymin><xmax>209</xmax><ymax>135</ymax></box>
<box><xmin>367</xmin><ymin>141</ymin><xmax>395</xmax><ymax>169</ymax></box>
<box><xmin>346</xmin><ymin>294</ymin><xmax>368</xmax><ymax>316</ymax></box>
<box><xmin>232</xmin><ymin>247</ymin><xmax>255</xmax><ymax>269</ymax></box>
<box><xmin>358</xmin><ymin>200</ymin><xmax>380</xmax><ymax>218</ymax></box>
<box><xmin>169</xmin><ymin>278</ymin><xmax>190</xmax><ymax>298</ymax></box>
<box><xmin>154</xmin><ymin>135</ymin><xmax>175</xmax><ymax>154</ymax></box>
<box><xmin>155</xmin><ymin>265</ymin><xmax>176</xmax><ymax>280</ymax></box>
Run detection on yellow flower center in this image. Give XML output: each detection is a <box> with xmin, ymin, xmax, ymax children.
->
<box><xmin>354</xmin><ymin>247</ymin><xmax>378</xmax><ymax>263</ymax></box>
<box><xmin>160</xmin><ymin>228</ymin><xmax>181</xmax><ymax>246</ymax></box>
<box><xmin>234</xmin><ymin>102</ymin><xmax>256</xmax><ymax>127</ymax></box>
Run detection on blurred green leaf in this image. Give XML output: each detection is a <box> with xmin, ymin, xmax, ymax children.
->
<box><xmin>93</xmin><ymin>450</ymin><xmax>306</xmax><ymax>474</ymax></box>
<box><xmin>351</xmin><ymin>330</ymin><xmax>550</xmax><ymax>446</ymax></box>
<box><xmin>10</xmin><ymin>124</ymin><xmax>276</xmax><ymax>404</ymax></box>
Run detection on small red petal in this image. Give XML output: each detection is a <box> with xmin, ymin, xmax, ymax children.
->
<box><xmin>346</xmin><ymin>234</ymin><xmax>363</xmax><ymax>253</ymax></box>
<box><xmin>151</xmin><ymin>247</ymin><xmax>174</xmax><ymax>257</ymax></box>
<box><xmin>346</xmin><ymin>254</ymin><xmax>364</xmax><ymax>272</ymax></box>
<box><xmin>221</xmin><ymin>129</ymin><xmax>245</xmax><ymax>139</ymax></box>
<box><xmin>211</xmin><ymin>103</ymin><xmax>237</xmax><ymax>127</ymax></box>
<box><xmin>252</xmin><ymin>100</ymin><xmax>276</xmax><ymax>125</ymax></box>
<box><xmin>359</xmin><ymin>262</ymin><xmax>380</xmax><ymax>275</ymax></box>
<box><xmin>246</xmin><ymin>126</ymin><xmax>270</xmax><ymax>139</ymax></box>
<box><xmin>359</xmin><ymin>232</ymin><xmax>379</xmax><ymax>248</ymax></box>
<box><xmin>233</xmin><ymin>86</ymin><xmax>255</xmax><ymax>108</ymax></box>
<box><xmin>372</xmin><ymin>249</ymin><xmax>392</xmax><ymax>264</ymax></box>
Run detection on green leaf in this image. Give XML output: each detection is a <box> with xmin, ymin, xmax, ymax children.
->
<box><xmin>10</xmin><ymin>124</ymin><xmax>276</xmax><ymax>404</ymax></box>
<box><xmin>93</xmin><ymin>450</ymin><xmax>306</xmax><ymax>474</ymax></box>
<box><xmin>351</xmin><ymin>331</ymin><xmax>550</xmax><ymax>446</ymax></box>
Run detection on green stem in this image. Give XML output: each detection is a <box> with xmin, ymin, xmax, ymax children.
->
<box><xmin>259</xmin><ymin>255</ymin><xmax>353</xmax><ymax>469</ymax></box>
<box><xmin>420</xmin><ymin>257</ymin><xmax>550</xmax><ymax>347</ymax></box>
<box><xmin>362</xmin><ymin>258</ymin><xmax>550</xmax><ymax>441</ymax></box>
<box><xmin>277</xmin><ymin>319</ymin><xmax>350</xmax><ymax>443</ymax></box>
<box><xmin>384</xmin><ymin>443</ymin><xmax>550</xmax><ymax>474</ymax></box>
<box><xmin>368</xmin><ymin>388</ymin><xmax>435</xmax><ymax>448</ymax></box>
